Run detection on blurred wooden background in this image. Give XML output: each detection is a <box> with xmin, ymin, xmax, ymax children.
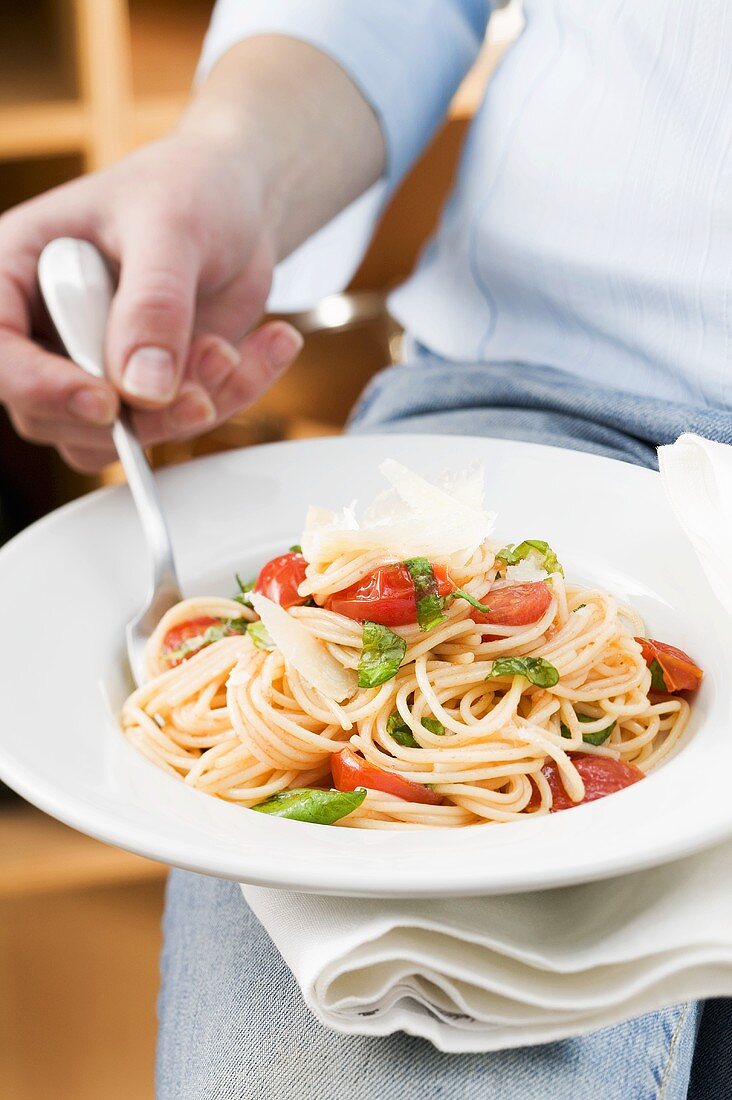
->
<box><xmin>0</xmin><ymin>2</ymin><xmax>521</xmax><ymax>1096</ymax></box>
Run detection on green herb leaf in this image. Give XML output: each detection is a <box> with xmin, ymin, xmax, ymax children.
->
<box><xmin>252</xmin><ymin>787</ymin><xmax>366</xmax><ymax>824</ymax></box>
<box><xmin>387</xmin><ymin>713</ymin><xmax>445</xmax><ymax>747</ymax></box>
<box><xmin>166</xmin><ymin>617</ymin><xmax>249</xmax><ymax>662</ymax></box>
<box><xmin>358</xmin><ymin>622</ymin><xmax>407</xmax><ymax>688</ymax></box>
<box><xmin>247</xmin><ymin>621</ymin><xmax>275</xmax><ymax>651</ymax></box>
<box><xmin>489</xmin><ymin>656</ymin><xmax>560</xmax><ymax>688</ymax></box>
<box><xmin>496</xmin><ymin>539</ymin><xmax>564</xmax><ymax>576</ymax></box>
<box><xmin>404</xmin><ymin>556</ymin><xmax>445</xmax><ymax>631</ymax></box>
<box><xmin>649</xmin><ymin>658</ymin><xmax>668</xmax><ymax>692</ymax></box>
<box><xmin>560</xmin><ymin>712</ymin><xmax>616</xmax><ymax>746</ymax></box>
<box><xmin>289</xmin><ymin>544</ymin><xmax>302</xmax><ymax>554</ymax></box>
<box><xmin>450</xmin><ymin>588</ymin><xmax>492</xmax><ymax>614</ymax></box>
<box><xmin>234</xmin><ymin>572</ymin><xmax>255</xmax><ymax>608</ymax></box>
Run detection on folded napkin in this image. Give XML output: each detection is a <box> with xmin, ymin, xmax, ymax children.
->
<box><xmin>657</xmin><ymin>433</ymin><xmax>732</xmax><ymax>618</ymax></box>
<box><xmin>240</xmin><ymin>433</ymin><xmax>732</xmax><ymax>1052</ymax></box>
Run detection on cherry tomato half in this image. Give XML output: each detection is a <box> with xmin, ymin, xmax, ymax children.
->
<box><xmin>635</xmin><ymin>638</ymin><xmax>703</xmax><ymax>693</ymax></box>
<box><xmin>163</xmin><ymin>616</ymin><xmax>222</xmax><ymax>666</ymax></box>
<box><xmin>255</xmin><ymin>551</ymin><xmax>309</xmax><ymax>609</ymax></box>
<box><xmin>538</xmin><ymin>753</ymin><xmax>644</xmax><ymax>812</ymax></box>
<box><xmin>331</xmin><ymin>747</ymin><xmax>443</xmax><ymax>805</ymax></box>
<box><xmin>471</xmin><ymin>582</ymin><xmax>553</xmax><ymax>638</ymax></box>
<box><xmin>327</xmin><ymin>563</ymin><xmax>454</xmax><ymax>626</ymax></box>
<box><xmin>471</xmin><ymin>581</ymin><xmax>553</xmax><ymax>626</ymax></box>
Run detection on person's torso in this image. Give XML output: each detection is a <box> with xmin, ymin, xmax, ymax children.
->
<box><xmin>389</xmin><ymin>0</ymin><xmax>732</xmax><ymax>408</ymax></box>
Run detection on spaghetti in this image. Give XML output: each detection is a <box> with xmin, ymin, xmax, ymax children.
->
<box><xmin>120</xmin><ymin>462</ymin><xmax>701</xmax><ymax>828</ymax></box>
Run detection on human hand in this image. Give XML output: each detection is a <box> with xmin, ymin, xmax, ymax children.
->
<box><xmin>0</xmin><ymin>130</ymin><xmax>302</xmax><ymax>472</ymax></box>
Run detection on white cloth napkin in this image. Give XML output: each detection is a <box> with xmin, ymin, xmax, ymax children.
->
<box><xmin>657</xmin><ymin>433</ymin><xmax>732</xmax><ymax>618</ymax></box>
<box><xmin>240</xmin><ymin>433</ymin><xmax>732</xmax><ymax>1052</ymax></box>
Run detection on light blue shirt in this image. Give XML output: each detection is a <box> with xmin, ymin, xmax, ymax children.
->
<box><xmin>200</xmin><ymin>1</ymin><xmax>732</xmax><ymax>409</ymax></box>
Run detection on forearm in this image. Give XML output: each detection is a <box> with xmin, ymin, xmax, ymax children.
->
<box><xmin>179</xmin><ymin>35</ymin><xmax>386</xmax><ymax>261</ymax></box>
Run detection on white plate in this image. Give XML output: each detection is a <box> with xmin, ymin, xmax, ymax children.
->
<box><xmin>0</xmin><ymin>435</ymin><xmax>728</xmax><ymax>897</ymax></box>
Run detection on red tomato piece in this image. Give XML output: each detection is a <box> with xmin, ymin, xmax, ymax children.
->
<box><xmin>254</xmin><ymin>551</ymin><xmax>309</xmax><ymax>609</ymax></box>
<box><xmin>331</xmin><ymin>747</ymin><xmax>443</xmax><ymax>805</ymax></box>
<box><xmin>538</xmin><ymin>753</ymin><xmax>644</xmax><ymax>812</ymax></box>
<box><xmin>635</xmin><ymin>638</ymin><xmax>703</xmax><ymax>693</ymax></box>
<box><xmin>471</xmin><ymin>582</ymin><xmax>553</xmax><ymax>636</ymax></box>
<box><xmin>163</xmin><ymin>616</ymin><xmax>221</xmax><ymax>666</ymax></box>
<box><xmin>327</xmin><ymin>563</ymin><xmax>454</xmax><ymax>626</ymax></box>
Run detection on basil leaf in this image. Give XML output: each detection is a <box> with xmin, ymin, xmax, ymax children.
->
<box><xmin>421</xmin><ymin>717</ymin><xmax>445</xmax><ymax>736</ymax></box>
<box><xmin>496</xmin><ymin>539</ymin><xmax>564</xmax><ymax>576</ymax></box>
<box><xmin>404</xmin><ymin>556</ymin><xmax>444</xmax><ymax>631</ymax></box>
<box><xmin>649</xmin><ymin>658</ymin><xmax>668</xmax><ymax>692</ymax></box>
<box><xmin>358</xmin><ymin>622</ymin><xmax>407</xmax><ymax>688</ymax></box>
<box><xmin>560</xmin><ymin>712</ymin><xmax>616</xmax><ymax>746</ymax></box>
<box><xmin>289</xmin><ymin>544</ymin><xmax>302</xmax><ymax>554</ymax></box>
<box><xmin>450</xmin><ymin>588</ymin><xmax>491</xmax><ymax>614</ymax></box>
<box><xmin>247</xmin><ymin>621</ymin><xmax>275</xmax><ymax>651</ymax></box>
<box><xmin>387</xmin><ymin>713</ymin><xmax>445</xmax><ymax>747</ymax></box>
<box><xmin>234</xmin><ymin>572</ymin><xmax>255</xmax><ymax>608</ymax></box>
<box><xmin>252</xmin><ymin>787</ymin><xmax>366</xmax><ymax>824</ymax></box>
<box><xmin>489</xmin><ymin>656</ymin><xmax>560</xmax><ymax>688</ymax></box>
<box><xmin>387</xmin><ymin>721</ymin><xmax>419</xmax><ymax>747</ymax></box>
<box><xmin>166</xmin><ymin>617</ymin><xmax>248</xmax><ymax>662</ymax></box>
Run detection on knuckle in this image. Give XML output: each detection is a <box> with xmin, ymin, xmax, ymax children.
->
<box><xmin>13</xmin><ymin>368</ymin><xmax>56</xmax><ymax>413</ymax></box>
<box><xmin>8</xmin><ymin>411</ymin><xmax>48</xmax><ymax>445</ymax></box>
<box><xmin>225</xmin><ymin>371</ymin><xmax>256</xmax><ymax>410</ymax></box>
<box><xmin>124</xmin><ymin>275</ymin><xmax>191</xmax><ymax>335</ymax></box>
<box><xmin>163</xmin><ymin>205</ymin><xmax>199</xmax><ymax>238</ymax></box>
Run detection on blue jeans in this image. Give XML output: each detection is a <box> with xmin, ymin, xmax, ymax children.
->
<box><xmin>157</xmin><ymin>358</ymin><xmax>732</xmax><ymax>1099</ymax></box>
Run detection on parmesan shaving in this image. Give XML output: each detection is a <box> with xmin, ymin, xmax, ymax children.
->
<box><xmin>504</xmin><ymin>557</ymin><xmax>550</xmax><ymax>584</ymax></box>
<box><xmin>249</xmin><ymin>592</ymin><xmax>356</xmax><ymax>703</ymax></box>
<box><xmin>301</xmin><ymin>460</ymin><xmax>496</xmax><ymax>566</ymax></box>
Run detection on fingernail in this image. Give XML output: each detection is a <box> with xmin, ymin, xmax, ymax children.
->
<box><xmin>169</xmin><ymin>387</ymin><xmax>217</xmax><ymax>433</ymax></box>
<box><xmin>269</xmin><ymin>327</ymin><xmax>304</xmax><ymax>371</ymax></box>
<box><xmin>67</xmin><ymin>388</ymin><xmax>117</xmax><ymax>426</ymax></box>
<box><xmin>197</xmin><ymin>340</ymin><xmax>240</xmax><ymax>391</ymax></box>
<box><xmin>122</xmin><ymin>346</ymin><xmax>177</xmax><ymax>402</ymax></box>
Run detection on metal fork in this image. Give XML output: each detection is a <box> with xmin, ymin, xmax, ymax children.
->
<box><xmin>38</xmin><ymin>237</ymin><xmax>182</xmax><ymax>685</ymax></box>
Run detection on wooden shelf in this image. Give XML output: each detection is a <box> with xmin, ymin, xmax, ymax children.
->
<box><xmin>0</xmin><ymin>802</ymin><xmax>165</xmax><ymax>900</ymax></box>
<box><xmin>0</xmin><ymin>101</ymin><xmax>87</xmax><ymax>159</ymax></box>
<box><xmin>127</xmin><ymin>92</ymin><xmax>187</xmax><ymax>147</ymax></box>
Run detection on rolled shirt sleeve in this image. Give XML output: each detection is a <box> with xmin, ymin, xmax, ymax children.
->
<box><xmin>197</xmin><ymin>0</ymin><xmax>491</xmax><ymax>309</ymax></box>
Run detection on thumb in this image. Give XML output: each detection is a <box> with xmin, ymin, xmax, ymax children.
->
<box><xmin>105</xmin><ymin>223</ymin><xmax>200</xmax><ymax>408</ymax></box>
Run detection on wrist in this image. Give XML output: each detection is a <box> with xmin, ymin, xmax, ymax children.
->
<box><xmin>176</xmin><ymin>98</ymin><xmax>285</xmax><ymax>255</ymax></box>
<box><xmin>178</xmin><ymin>35</ymin><xmax>384</xmax><ymax>261</ymax></box>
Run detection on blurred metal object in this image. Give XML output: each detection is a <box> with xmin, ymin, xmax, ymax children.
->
<box><xmin>283</xmin><ymin>289</ymin><xmax>392</xmax><ymax>340</ymax></box>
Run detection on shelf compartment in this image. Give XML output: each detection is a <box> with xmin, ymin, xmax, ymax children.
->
<box><xmin>128</xmin><ymin>0</ymin><xmax>213</xmax><ymax>100</ymax></box>
<box><xmin>0</xmin><ymin>151</ymin><xmax>85</xmax><ymax>213</ymax></box>
<box><xmin>0</xmin><ymin>101</ymin><xmax>87</xmax><ymax>159</ymax></box>
<box><xmin>0</xmin><ymin>0</ymin><xmax>79</xmax><ymax>107</ymax></box>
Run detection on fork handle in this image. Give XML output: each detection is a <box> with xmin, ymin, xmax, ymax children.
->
<box><xmin>38</xmin><ymin>237</ymin><xmax>180</xmax><ymax>594</ymax></box>
<box><xmin>112</xmin><ymin>413</ymin><xmax>179</xmax><ymax>592</ymax></box>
